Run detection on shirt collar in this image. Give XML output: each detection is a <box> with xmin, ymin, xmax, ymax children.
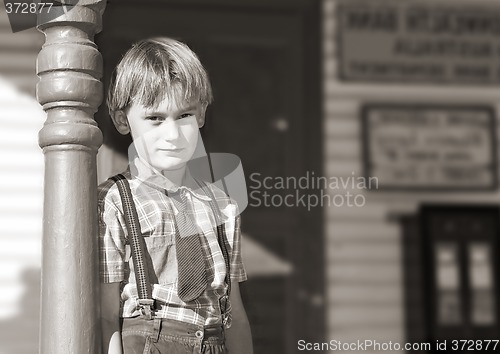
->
<box><xmin>129</xmin><ymin>156</ymin><xmax>212</xmax><ymax>201</ymax></box>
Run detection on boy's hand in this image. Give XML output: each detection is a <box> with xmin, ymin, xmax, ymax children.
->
<box><xmin>225</xmin><ymin>281</ymin><xmax>253</xmax><ymax>354</ymax></box>
<box><xmin>101</xmin><ymin>282</ymin><xmax>123</xmax><ymax>354</ymax></box>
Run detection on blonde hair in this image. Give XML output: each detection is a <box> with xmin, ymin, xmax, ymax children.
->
<box><xmin>107</xmin><ymin>37</ymin><xmax>213</xmax><ymax>112</ymax></box>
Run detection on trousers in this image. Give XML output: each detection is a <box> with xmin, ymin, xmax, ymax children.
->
<box><xmin>122</xmin><ymin>316</ymin><xmax>227</xmax><ymax>354</ymax></box>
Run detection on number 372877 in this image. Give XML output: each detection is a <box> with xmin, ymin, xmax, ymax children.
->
<box><xmin>5</xmin><ymin>2</ymin><xmax>53</xmax><ymax>14</ymax></box>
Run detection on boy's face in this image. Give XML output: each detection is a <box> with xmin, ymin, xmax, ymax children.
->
<box><xmin>114</xmin><ymin>96</ymin><xmax>206</xmax><ymax>173</ymax></box>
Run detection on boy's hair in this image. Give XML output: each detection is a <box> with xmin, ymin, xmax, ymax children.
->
<box><xmin>107</xmin><ymin>37</ymin><xmax>213</xmax><ymax>112</ymax></box>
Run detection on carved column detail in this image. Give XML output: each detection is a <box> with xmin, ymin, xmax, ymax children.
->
<box><xmin>36</xmin><ymin>1</ymin><xmax>106</xmax><ymax>353</ymax></box>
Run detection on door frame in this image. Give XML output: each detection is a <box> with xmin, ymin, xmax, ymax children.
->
<box><xmin>98</xmin><ymin>0</ymin><xmax>324</xmax><ymax>348</ymax></box>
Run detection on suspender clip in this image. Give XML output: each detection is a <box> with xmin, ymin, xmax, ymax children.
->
<box><xmin>219</xmin><ymin>294</ymin><xmax>231</xmax><ymax>327</ymax></box>
<box><xmin>138</xmin><ymin>299</ymin><xmax>155</xmax><ymax>320</ymax></box>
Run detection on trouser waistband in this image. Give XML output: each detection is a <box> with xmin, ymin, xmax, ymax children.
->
<box><xmin>122</xmin><ymin>316</ymin><xmax>225</xmax><ymax>343</ymax></box>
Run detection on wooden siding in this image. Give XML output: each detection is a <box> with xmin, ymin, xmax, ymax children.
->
<box><xmin>0</xmin><ymin>10</ymin><xmax>45</xmax><ymax>354</ymax></box>
<box><xmin>324</xmin><ymin>0</ymin><xmax>500</xmax><ymax>353</ymax></box>
<box><xmin>0</xmin><ymin>81</ymin><xmax>44</xmax><ymax>354</ymax></box>
<box><xmin>0</xmin><ymin>12</ymin><xmax>42</xmax><ymax>95</ymax></box>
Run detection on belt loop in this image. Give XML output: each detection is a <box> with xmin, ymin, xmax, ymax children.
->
<box><xmin>152</xmin><ymin>318</ymin><xmax>162</xmax><ymax>343</ymax></box>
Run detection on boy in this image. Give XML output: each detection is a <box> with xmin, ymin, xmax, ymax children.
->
<box><xmin>99</xmin><ymin>37</ymin><xmax>253</xmax><ymax>354</ymax></box>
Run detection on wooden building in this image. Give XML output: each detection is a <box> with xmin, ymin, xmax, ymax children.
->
<box><xmin>1</xmin><ymin>0</ymin><xmax>500</xmax><ymax>353</ymax></box>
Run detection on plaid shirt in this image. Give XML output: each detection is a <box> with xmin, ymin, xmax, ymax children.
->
<box><xmin>98</xmin><ymin>166</ymin><xmax>247</xmax><ymax>328</ymax></box>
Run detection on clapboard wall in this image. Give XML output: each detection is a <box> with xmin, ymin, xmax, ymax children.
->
<box><xmin>323</xmin><ymin>1</ymin><xmax>500</xmax><ymax>353</ymax></box>
<box><xmin>0</xmin><ymin>12</ymin><xmax>41</xmax><ymax>95</ymax></box>
<box><xmin>0</xmin><ymin>10</ymin><xmax>44</xmax><ymax>354</ymax></box>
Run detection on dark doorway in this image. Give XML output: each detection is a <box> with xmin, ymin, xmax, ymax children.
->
<box><xmin>96</xmin><ymin>1</ymin><xmax>323</xmax><ymax>353</ymax></box>
<box><xmin>403</xmin><ymin>205</ymin><xmax>500</xmax><ymax>353</ymax></box>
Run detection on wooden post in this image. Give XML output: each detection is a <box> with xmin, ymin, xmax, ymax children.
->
<box><xmin>36</xmin><ymin>1</ymin><xmax>106</xmax><ymax>353</ymax></box>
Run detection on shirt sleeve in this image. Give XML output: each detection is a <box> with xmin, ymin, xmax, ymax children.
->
<box><xmin>98</xmin><ymin>184</ymin><xmax>127</xmax><ymax>283</ymax></box>
<box><xmin>228</xmin><ymin>212</ymin><xmax>247</xmax><ymax>283</ymax></box>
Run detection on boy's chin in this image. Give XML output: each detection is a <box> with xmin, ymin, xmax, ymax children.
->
<box><xmin>152</xmin><ymin>160</ymin><xmax>188</xmax><ymax>172</ymax></box>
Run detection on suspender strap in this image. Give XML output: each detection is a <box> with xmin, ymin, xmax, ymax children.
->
<box><xmin>110</xmin><ymin>174</ymin><xmax>155</xmax><ymax>319</ymax></box>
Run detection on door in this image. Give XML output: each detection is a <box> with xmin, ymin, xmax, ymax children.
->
<box><xmin>422</xmin><ymin>206</ymin><xmax>500</xmax><ymax>353</ymax></box>
<box><xmin>96</xmin><ymin>1</ymin><xmax>323</xmax><ymax>353</ymax></box>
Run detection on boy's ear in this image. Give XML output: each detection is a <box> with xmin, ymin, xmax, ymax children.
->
<box><xmin>110</xmin><ymin>111</ymin><xmax>130</xmax><ymax>135</ymax></box>
<box><xmin>197</xmin><ymin>104</ymin><xmax>207</xmax><ymax>128</ymax></box>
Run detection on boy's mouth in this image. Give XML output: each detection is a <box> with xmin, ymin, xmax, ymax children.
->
<box><xmin>158</xmin><ymin>147</ymin><xmax>183</xmax><ymax>152</ymax></box>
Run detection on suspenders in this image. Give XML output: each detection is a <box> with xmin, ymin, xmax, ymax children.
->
<box><xmin>111</xmin><ymin>174</ymin><xmax>155</xmax><ymax>318</ymax></box>
<box><xmin>110</xmin><ymin>174</ymin><xmax>232</xmax><ymax>323</ymax></box>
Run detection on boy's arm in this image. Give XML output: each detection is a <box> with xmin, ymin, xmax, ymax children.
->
<box><xmin>101</xmin><ymin>282</ymin><xmax>123</xmax><ymax>354</ymax></box>
<box><xmin>225</xmin><ymin>281</ymin><xmax>253</xmax><ymax>354</ymax></box>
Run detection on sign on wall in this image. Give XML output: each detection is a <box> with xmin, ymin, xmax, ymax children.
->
<box><xmin>337</xmin><ymin>0</ymin><xmax>500</xmax><ymax>84</ymax></box>
<box><xmin>362</xmin><ymin>105</ymin><xmax>498</xmax><ymax>190</ymax></box>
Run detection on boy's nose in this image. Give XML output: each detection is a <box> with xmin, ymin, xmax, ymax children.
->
<box><xmin>161</xmin><ymin>119</ymin><xmax>180</xmax><ymax>140</ymax></box>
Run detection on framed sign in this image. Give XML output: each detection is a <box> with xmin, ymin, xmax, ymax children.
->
<box><xmin>337</xmin><ymin>0</ymin><xmax>500</xmax><ymax>85</ymax></box>
<box><xmin>362</xmin><ymin>105</ymin><xmax>498</xmax><ymax>190</ymax></box>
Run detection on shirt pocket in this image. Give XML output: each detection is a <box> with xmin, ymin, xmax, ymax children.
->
<box><xmin>144</xmin><ymin>235</ymin><xmax>178</xmax><ymax>286</ymax></box>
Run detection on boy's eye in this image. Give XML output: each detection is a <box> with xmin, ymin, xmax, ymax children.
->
<box><xmin>146</xmin><ymin>116</ymin><xmax>164</xmax><ymax>122</ymax></box>
<box><xmin>179</xmin><ymin>113</ymin><xmax>194</xmax><ymax>119</ymax></box>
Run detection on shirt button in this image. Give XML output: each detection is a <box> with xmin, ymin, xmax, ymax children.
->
<box><xmin>195</xmin><ymin>330</ymin><xmax>204</xmax><ymax>339</ymax></box>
